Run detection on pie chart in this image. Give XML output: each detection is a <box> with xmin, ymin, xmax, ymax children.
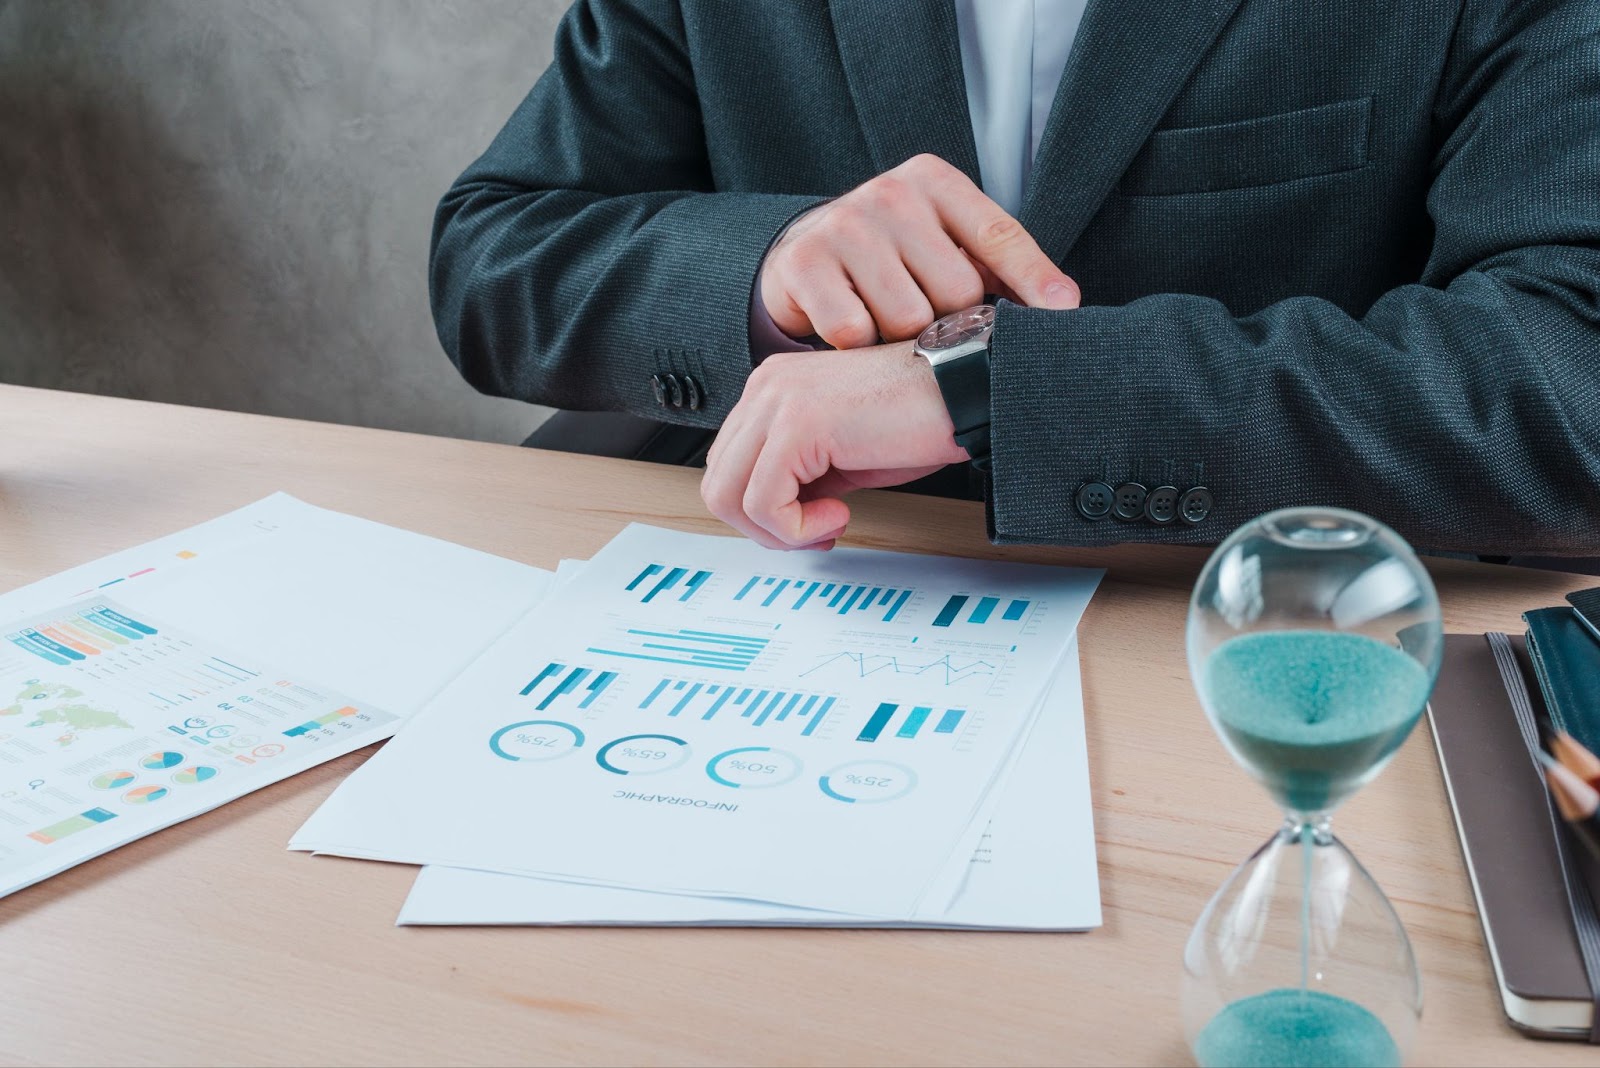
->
<box><xmin>90</xmin><ymin>770</ymin><xmax>137</xmax><ymax>791</ymax></box>
<box><xmin>172</xmin><ymin>765</ymin><xmax>218</xmax><ymax>786</ymax></box>
<box><xmin>140</xmin><ymin>751</ymin><xmax>184</xmax><ymax>771</ymax></box>
<box><xmin>123</xmin><ymin>785</ymin><xmax>169</xmax><ymax>804</ymax></box>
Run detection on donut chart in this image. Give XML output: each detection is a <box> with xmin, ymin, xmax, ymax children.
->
<box><xmin>595</xmin><ymin>734</ymin><xmax>690</xmax><ymax>775</ymax></box>
<box><xmin>489</xmin><ymin>720</ymin><xmax>585</xmax><ymax>762</ymax></box>
<box><xmin>817</xmin><ymin>760</ymin><xmax>918</xmax><ymax>804</ymax></box>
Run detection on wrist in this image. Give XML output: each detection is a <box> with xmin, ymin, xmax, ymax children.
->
<box><xmin>914</xmin><ymin>305</ymin><xmax>994</xmax><ymax>462</ymax></box>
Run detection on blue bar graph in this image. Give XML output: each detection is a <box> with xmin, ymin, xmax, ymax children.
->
<box><xmin>626</xmin><ymin>564</ymin><xmax>663</xmax><ymax>591</ymax></box>
<box><xmin>639</xmin><ymin>679</ymin><xmax>836</xmax><ymax>734</ymax></box>
<box><xmin>520</xmin><ymin>662</ymin><xmax>565</xmax><ymax>696</ymax></box>
<box><xmin>589</xmin><ymin>627</ymin><xmax>770</xmax><ymax>671</ymax></box>
<box><xmin>932</xmin><ymin>596</ymin><xmax>968</xmax><ymax>627</ymax></box>
<box><xmin>629</xmin><ymin>564</ymin><xmax>712</xmax><ymax>604</ymax></box>
<box><xmin>858</xmin><ymin>703</ymin><xmax>970</xmax><ymax>742</ymax></box>
<box><xmin>520</xmin><ymin>662</ymin><xmax>613</xmax><ymax>711</ymax></box>
<box><xmin>896</xmin><ymin>706</ymin><xmax>933</xmax><ymax>738</ymax></box>
<box><xmin>538</xmin><ymin>667</ymin><xmax>590</xmax><ymax>710</ymax></box>
<box><xmin>934</xmin><ymin>593</ymin><xmax>1031</xmax><ymax>627</ymax></box>
<box><xmin>731</xmin><ymin>574</ymin><xmax>918</xmax><ymax>623</ymax></box>
<box><xmin>579</xmin><ymin>671</ymin><xmax>617</xmax><ymax>708</ymax></box>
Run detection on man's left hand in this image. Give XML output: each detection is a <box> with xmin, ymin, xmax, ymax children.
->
<box><xmin>701</xmin><ymin>343</ymin><xmax>969</xmax><ymax>550</ymax></box>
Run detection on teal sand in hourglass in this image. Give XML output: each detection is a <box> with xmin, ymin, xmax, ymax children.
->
<box><xmin>1181</xmin><ymin>509</ymin><xmax>1441</xmax><ymax>1068</ymax></box>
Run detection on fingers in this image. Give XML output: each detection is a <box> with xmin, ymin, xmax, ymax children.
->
<box><xmin>842</xmin><ymin>247</ymin><xmax>935</xmax><ymax>343</ymax></box>
<box><xmin>704</xmin><ymin>412</ymin><xmax>847</xmax><ymax>551</ymax></box>
<box><xmin>702</xmin><ymin>421</ymin><xmax>791</xmax><ymax>551</ymax></box>
<box><xmin>758</xmin><ymin>153</ymin><xmax>1079</xmax><ymax>353</ymax></box>
<box><xmin>743</xmin><ymin>432</ymin><xmax>852</xmax><ymax>548</ymax></box>
<box><xmin>932</xmin><ymin>175</ymin><xmax>1080</xmax><ymax>311</ymax></box>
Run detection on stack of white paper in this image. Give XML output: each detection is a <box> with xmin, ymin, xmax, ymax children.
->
<box><xmin>293</xmin><ymin>524</ymin><xmax>1104</xmax><ymax>926</ymax></box>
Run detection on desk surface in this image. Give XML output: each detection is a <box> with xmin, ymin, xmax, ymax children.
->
<box><xmin>1</xmin><ymin>383</ymin><xmax>1595</xmax><ymax>1067</ymax></box>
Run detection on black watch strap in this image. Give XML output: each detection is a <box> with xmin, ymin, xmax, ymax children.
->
<box><xmin>928</xmin><ymin>345</ymin><xmax>992</xmax><ymax>462</ymax></box>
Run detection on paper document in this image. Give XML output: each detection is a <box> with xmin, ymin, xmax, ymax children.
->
<box><xmin>398</xmin><ymin>635</ymin><xmax>1099</xmax><ymax>929</ymax></box>
<box><xmin>0</xmin><ymin>494</ymin><xmax>553</xmax><ymax>897</ymax></box>
<box><xmin>0</xmin><ymin>597</ymin><xmax>393</xmax><ymax>896</ymax></box>
<box><xmin>294</xmin><ymin>524</ymin><xmax>1102</xmax><ymax>919</ymax></box>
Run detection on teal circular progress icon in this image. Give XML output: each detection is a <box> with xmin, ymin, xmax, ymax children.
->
<box><xmin>818</xmin><ymin>760</ymin><xmax>918</xmax><ymax>804</ymax></box>
<box><xmin>595</xmin><ymin>734</ymin><xmax>690</xmax><ymax>775</ymax></box>
<box><xmin>706</xmin><ymin>746</ymin><xmax>803</xmax><ymax>789</ymax></box>
<box><xmin>489</xmin><ymin>720</ymin><xmax>585</xmax><ymax>762</ymax></box>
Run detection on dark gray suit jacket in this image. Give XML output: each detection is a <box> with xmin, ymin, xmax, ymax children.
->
<box><xmin>429</xmin><ymin>0</ymin><xmax>1600</xmax><ymax>554</ymax></box>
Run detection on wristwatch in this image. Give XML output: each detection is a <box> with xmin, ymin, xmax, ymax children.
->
<box><xmin>914</xmin><ymin>304</ymin><xmax>995</xmax><ymax>462</ymax></box>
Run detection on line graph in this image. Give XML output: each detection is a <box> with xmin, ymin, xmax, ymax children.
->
<box><xmin>800</xmin><ymin>651</ymin><xmax>997</xmax><ymax>687</ymax></box>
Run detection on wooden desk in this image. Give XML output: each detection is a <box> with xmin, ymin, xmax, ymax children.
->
<box><xmin>0</xmin><ymin>383</ymin><xmax>1594</xmax><ymax>1067</ymax></box>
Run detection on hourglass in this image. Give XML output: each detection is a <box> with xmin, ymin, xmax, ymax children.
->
<box><xmin>1181</xmin><ymin>508</ymin><xmax>1442</xmax><ymax>1068</ymax></box>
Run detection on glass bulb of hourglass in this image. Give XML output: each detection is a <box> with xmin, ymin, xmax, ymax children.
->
<box><xmin>1181</xmin><ymin>508</ymin><xmax>1442</xmax><ymax>1068</ymax></box>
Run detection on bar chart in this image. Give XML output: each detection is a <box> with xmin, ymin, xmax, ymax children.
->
<box><xmin>732</xmin><ymin>575</ymin><xmax>915</xmax><ymax>623</ymax></box>
<box><xmin>518</xmin><ymin>662</ymin><xmax>619</xmax><ymax>711</ymax></box>
<box><xmin>801</xmin><ymin>650</ymin><xmax>997</xmax><ymax>687</ymax></box>
<box><xmin>283</xmin><ymin>705</ymin><xmax>361</xmax><ymax>738</ymax></box>
<box><xmin>931</xmin><ymin>594</ymin><xmax>1035</xmax><ymax>628</ymax></box>
<box><xmin>855</xmin><ymin>702</ymin><xmax>969</xmax><ymax>742</ymax></box>
<box><xmin>625</xmin><ymin>564</ymin><xmax>713</xmax><ymax>604</ymax></box>
<box><xmin>6</xmin><ymin>603</ymin><xmax>160</xmax><ymax>666</ymax></box>
<box><xmin>638</xmin><ymin>678</ymin><xmax>837</xmax><ymax>736</ymax></box>
<box><xmin>587</xmin><ymin>627</ymin><xmax>770</xmax><ymax>671</ymax></box>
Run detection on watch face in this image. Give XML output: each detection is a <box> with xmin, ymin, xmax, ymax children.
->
<box><xmin>918</xmin><ymin>305</ymin><xmax>995</xmax><ymax>353</ymax></box>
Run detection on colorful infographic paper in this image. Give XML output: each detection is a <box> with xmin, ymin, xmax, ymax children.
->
<box><xmin>0</xmin><ymin>494</ymin><xmax>555</xmax><ymax>898</ymax></box>
<box><xmin>293</xmin><ymin>524</ymin><xmax>1103</xmax><ymax>919</ymax></box>
<box><xmin>0</xmin><ymin>596</ymin><xmax>395</xmax><ymax>896</ymax></box>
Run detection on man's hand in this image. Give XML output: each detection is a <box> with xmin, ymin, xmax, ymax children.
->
<box><xmin>701</xmin><ymin>342</ymin><xmax>968</xmax><ymax>550</ymax></box>
<box><xmin>759</xmin><ymin>154</ymin><xmax>1080</xmax><ymax>349</ymax></box>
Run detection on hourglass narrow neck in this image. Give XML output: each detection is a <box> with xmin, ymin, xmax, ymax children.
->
<box><xmin>1283</xmin><ymin>812</ymin><xmax>1333</xmax><ymax>842</ymax></box>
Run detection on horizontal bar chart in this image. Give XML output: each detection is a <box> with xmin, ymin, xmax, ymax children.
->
<box><xmin>28</xmin><ymin>807</ymin><xmax>117</xmax><ymax>844</ymax></box>
<box><xmin>640</xmin><ymin>679</ymin><xmax>836</xmax><ymax>735</ymax></box>
<box><xmin>283</xmin><ymin>705</ymin><xmax>360</xmax><ymax>738</ymax></box>
<box><xmin>856</xmin><ymin>702</ymin><xmax>969</xmax><ymax>742</ymax></box>
<box><xmin>733</xmin><ymin>576</ymin><xmax>915</xmax><ymax>623</ymax></box>
<box><xmin>589</xmin><ymin>628</ymin><xmax>769</xmax><ymax>672</ymax></box>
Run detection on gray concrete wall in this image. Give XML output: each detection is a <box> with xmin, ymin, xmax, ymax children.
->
<box><xmin>0</xmin><ymin>0</ymin><xmax>565</xmax><ymax>443</ymax></box>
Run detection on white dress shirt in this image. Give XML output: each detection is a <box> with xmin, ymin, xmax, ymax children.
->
<box><xmin>954</xmin><ymin>0</ymin><xmax>1089</xmax><ymax>216</ymax></box>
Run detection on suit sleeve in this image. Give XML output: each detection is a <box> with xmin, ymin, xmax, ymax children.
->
<box><xmin>429</xmin><ymin>0</ymin><xmax>823</xmax><ymax>426</ymax></box>
<box><xmin>987</xmin><ymin>3</ymin><xmax>1600</xmax><ymax>554</ymax></box>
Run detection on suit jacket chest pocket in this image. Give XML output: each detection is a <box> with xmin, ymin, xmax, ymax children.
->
<box><xmin>1119</xmin><ymin>96</ymin><xmax>1373</xmax><ymax>196</ymax></box>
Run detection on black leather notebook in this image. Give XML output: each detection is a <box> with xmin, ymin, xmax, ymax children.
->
<box><xmin>1428</xmin><ymin>633</ymin><xmax>1600</xmax><ymax>1040</ymax></box>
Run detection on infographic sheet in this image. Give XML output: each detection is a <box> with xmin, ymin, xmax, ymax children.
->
<box><xmin>398</xmin><ymin>637</ymin><xmax>1100</xmax><ymax>929</ymax></box>
<box><xmin>294</xmin><ymin>524</ymin><xmax>1103</xmax><ymax>919</ymax></box>
<box><xmin>0</xmin><ymin>597</ymin><xmax>395</xmax><ymax>897</ymax></box>
<box><xmin>0</xmin><ymin>494</ymin><xmax>555</xmax><ymax>898</ymax></box>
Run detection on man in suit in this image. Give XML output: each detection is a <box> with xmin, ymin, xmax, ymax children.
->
<box><xmin>429</xmin><ymin>0</ymin><xmax>1600</xmax><ymax>555</ymax></box>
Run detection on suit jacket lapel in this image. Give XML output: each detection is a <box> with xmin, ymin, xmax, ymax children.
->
<box><xmin>829</xmin><ymin>0</ymin><xmax>983</xmax><ymax>186</ymax></box>
<box><xmin>1021</xmin><ymin>0</ymin><xmax>1247</xmax><ymax>263</ymax></box>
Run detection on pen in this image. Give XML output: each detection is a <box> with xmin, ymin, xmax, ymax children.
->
<box><xmin>1538</xmin><ymin>749</ymin><xmax>1600</xmax><ymax>861</ymax></box>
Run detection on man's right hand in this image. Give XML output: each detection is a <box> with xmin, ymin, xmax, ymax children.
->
<box><xmin>757</xmin><ymin>153</ymin><xmax>1081</xmax><ymax>349</ymax></box>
